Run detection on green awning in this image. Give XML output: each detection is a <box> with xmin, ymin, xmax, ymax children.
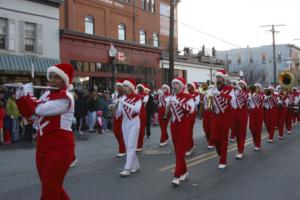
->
<box><xmin>0</xmin><ymin>54</ymin><xmax>59</xmax><ymax>75</ymax></box>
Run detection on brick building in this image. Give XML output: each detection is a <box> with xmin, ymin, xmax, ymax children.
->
<box><xmin>59</xmin><ymin>0</ymin><xmax>178</xmax><ymax>91</ymax></box>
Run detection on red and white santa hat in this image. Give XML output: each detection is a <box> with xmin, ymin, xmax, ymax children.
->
<box><xmin>172</xmin><ymin>77</ymin><xmax>186</xmax><ymax>87</ymax></box>
<box><xmin>47</xmin><ymin>63</ymin><xmax>75</xmax><ymax>90</ymax></box>
<box><xmin>268</xmin><ymin>85</ymin><xmax>275</xmax><ymax>91</ymax></box>
<box><xmin>238</xmin><ymin>80</ymin><xmax>247</xmax><ymax>88</ymax></box>
<box><xmin>215</xmin><ymin>69</ymin><xmax>228</xmax><ymax>80</ymax></box>
<box><xmin>116</xmin><ymin>79</ymin><xmax>124</xmax><ymax>87</ymax></box>
<box><xmin>123</xmin><ymin>79</ymin><xmax>136</xmax><ymax>92</ymax></box>
<box><xmin>161</xmin><ymin>84</ymin><xmax>170</xmax><ymax>92</ymax></box>
<box><xmin>137</xmin><ymin>83</ymin><xmax>149</xmax><ymax>91</ymax></box>
<box><xmin>254</xmin><ymin>83</ymin><xmax>262</xmax><ymax>90</ymax></box>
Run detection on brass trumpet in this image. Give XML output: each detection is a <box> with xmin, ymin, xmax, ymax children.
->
<box><xmin>163</xmin><ymin>88</ymin><xmax>178</xmax><ymax>120</ymax></box>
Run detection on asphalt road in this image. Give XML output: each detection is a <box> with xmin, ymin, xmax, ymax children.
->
<box><xmin>1</xmin><ymin>120</ymin><xmax>300</xmax><ymax>200</ymax></box>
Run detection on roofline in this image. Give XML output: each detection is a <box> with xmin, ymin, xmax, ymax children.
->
<box><xmin>26</xmin><ymin>0</ymin><xmax>63</xmax><ymax>8</ymax></box>
<box><xmin>218</xmin><ymin>43</ymin><xmax>300</xmax><ymax>52</ymax></box>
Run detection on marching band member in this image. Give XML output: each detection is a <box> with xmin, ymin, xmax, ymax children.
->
<box><xmin>292</xmin><ymin>87</ymin><xmax>300</xmax><ymax>123</ymax></box>
<box><xmin>111</xmin><ymin>79</ymin><xmax>126</xmax><ymax>157</ymax></box>
<box><xmin>263</xmin><ymin>86</ymin><xmax>278</xmax><ymax>143</ymax></box>
<box><xmin>208</xmin><ymin>69</ymin><xmax>235</xmax><ymax>169</ymax></box>
<box><xmin>136</xmin><ymin>83</ymin><xmax>149</xmax><ymax>152</ymax></box>
<box><xmin>286</xmin><ymin>88</ymin><xmax>299</xmax><ymax>133</ymax></box>
<box><xmin>16</xmin><ymin>63</ymin><xmax>75</xmax><ymax>199</ymax></box>
<box><xmin>115</xmin><ymin>79</ymin><xmax>142</xmax><ymax>177</ymax></box>
<box><xmin>276</xmin><ymin>86</ymin><xmax>289</xmax><ymax>140</ymax></box>
<box><xmin>199</xmin><ymin>83</ymin><xmax>214</xmax><ymax>149</ymax></box>
<box><xmin>168</xmin><ymin>77</ymin><xmax>195</xmax><ymax>186</ymax></box>
<box><xmin>186</xmin><ymin>81</ymin><xmax>200</xmax><ymax>156</ymax></box>
<box><xmin>231</xmin><ymin>80</ymin><xmax>249</xmax><ymax>159</ymax></box>
<box><xmin>157</xmin><ymin>84</ymin><xmax>171</xmax><ymax>146</ymax></box>
<box><xmin>248</xmin><ymin>83</ymin><xmax>265</xmax><ymax>151</ymax></box>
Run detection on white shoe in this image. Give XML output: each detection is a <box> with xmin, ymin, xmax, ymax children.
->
<box><xmin>218</xmin><ymin>164</ymin><xmax>227</xmax><ymax>169</ymax></box>
<box><xmin>287</xmin><ymin>131</ymin><xmax>292</xmax><ymax>134</ymax></box>
<box><xmin>254</xmin><ymin>147</ymin><xmax>260</xmax><ymax>151</ymax></box>
<box><xmin>279</xmin><ymin>136</ymin><xmax>283</xmax><ymax>140</ymax></box>
<box><xmin>185</xmin><ymin>146</ymin><xmax>195</xmax><ymax>156</ymax></box>
<box><xmin>235</xmin><ymin>154</ymin><xmax>244</xmax><ymax>159</ymax></box>
<box><xmin>79</xmin><ymin>131</ymin><xmax>84</xmax><ymax>135</ymax></box>
<box><xmin>136</xmin><ymin>148</ymin><xmax>143</xmax><ymax>152</ymax></box>
<box><xmin>207</xmin><ymin>145</ymin><xmax>214</xmax><ymax>149</ymax></box>
<box><xmin>268</xmin><ymin>139</ymin><xmax>274</xmax><ymax>143</ymax></box>
<box><xmin>117</xmin><ymin>153</ymin><xmax>126</xmax><ymax>157</ymax></box>
<box><xmin>120</xmin><ymin>169</ymin><xmax>131</xmax><ymax>177</ymax></box>
<box><xmin>159</xmin><ymin>140</ymin><xmax>168</xmax><ymax>146</ymax></box>
<box><xmin>179</xmin><ymin>172</ymin><xmax>188</xmax><ymax>181</ymax></box>
<box><xmin>70</xmin><ymin>158</ymin><xmax>78</xmax><ymax>168</ymax></box>
<box><xmin>171</xmin><ymin>178</ymin><xmax>180</xmax><ymax>186</ymax></box>
<box><xmin>230</xmin><ymin>138</ymin><xmax>235</xmax><ymax>142</ymax></box>
<box><xmin>130</xmin><ymin>168</ymin><xmax>140</xmax><ymax>173</ymax></box>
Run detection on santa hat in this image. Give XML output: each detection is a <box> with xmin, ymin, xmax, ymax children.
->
<box><xmin>292</xmin><ymin>87</ymin><xmax>297</xmax><ymax>91</ymax></box>
<box><xmin>137</xmin><ymin>83</ymin><xmax>149</xmax><ymax>91</ymax></box>
<box><xmin>238</xmin><ymin>80</ymin><xmax>247</xmax><ymax>88</ymax></box>
<box><xmin>215</xmin><ymin>69</ymin><xmax>228</xmax><ymax>79</ymax></box>
<box><xmin>116</xmin><ymin>79</ymin><xmax>124</xmax><ymax>87</ymax></box>
<box><xmin>47</xmin><ymin>63</ymin><xmax>75</xmax><ymax>90</ymax></box>
<box><xmin>123</xmin><ymin>79</ymin><xmax>136</xmax><ymax>92</ymax></box>
<box><xmin>172</xmin><ymin>77</ymin><xmax>186</xmax><ymax>87</ymax></box>
<box><xmin>268</xmin><ymin>85</ymin><xmax>275</xmax><ymax>91</ymax></box>
<box><xmin>254</xmin><ymin>83</ymin><xmax>262</xmax><ymax>90</ymax></box>
<box><xmin>161</xmin><ymin>84</ymin><xmax>170</xmax><ymax>92</ymax></box>
<box><xmin>275</xmin><ymin>85</ymin><xmax>282</xmax><ymax>91</ymax></box>
<box><xmin>187</xmin><ymin>81</ymin><xmax>197</xmax><ymax>90</ymax></box>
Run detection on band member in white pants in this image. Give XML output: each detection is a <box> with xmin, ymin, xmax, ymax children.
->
<box><xmin>115</xmin><ymin>79</ymin><xmax>142</xmax><ymax>177</ymax></box>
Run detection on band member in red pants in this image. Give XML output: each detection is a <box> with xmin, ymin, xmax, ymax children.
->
<box><xmin>276</xmin><ymin>86</ymin><xmax>289</xmax><ymax>140</ymax></box>
<box><xmin>231</xmin><ymin>80</ymin><xmax>249</xmax><ymax>159</ymax></box>
<box><xmin>263</xmin><ymin>86</ymin><xmax>278</xmax><ymax>143</ymax></box>
<box><xmin>111</xmin><ymin>79</ymin><xmax>126</xmax><ymax>157</ymax></box>
<box><xmin>286</xmin><ymin>89</ymin><xmax>299</xmax><ymax>133</ymax></box>
<box><xmin>186</xmin><ymin>81</ymin><xmax>200</xmax><ymax>156</ymax></box>
<box><xmin>209</xmin><ymin>69</ymin><xmax>235</xmax><ymax>169</ymax></box>
<box><xmin>157</xmin><ymin>84</ymin><xmax>171</xmax><ymax>146</ymax></box>
<box><xmin>168</xmin><ymin>77</ymin><xmax>195</xmax><ymax>186</ymax></box>
<box><xmin>16</xmin><ymin>63</ymin><xmax>75</xmax><ymax>200</ymax></box>
<box><xmin>292</xmin><ymin>87</ymin><xmax>300</xmax><ymax>123</ymax></box>
<box><xmin>248</xmin><ymin>83</ymin><xmax>265</xmax><ymax>151</ymax></box>
<box><xmin>136</xmin><ymin>83</ymin><xmax>149</xmax><ymax>151</ymax></box>
<box><xmin>199</xmin><ymin>84</ymin><xmax>214</xmax><ymax>149</ymax></box>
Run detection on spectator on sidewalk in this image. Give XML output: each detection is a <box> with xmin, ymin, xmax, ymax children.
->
<box><xmin>6</xmin><ymin>91</ymin><xmax>20</xmax><ymax>143</ymax></box>
<box><xmin>23</xmin><ymin>117</ymin><xmax>33</xmax><ymax>143</ymax></box>
<box><xmin>0</xmin><ymin>101</ymin><xmax>5</xmax><ymax>144</ymax></box>
<box><xmin>98</xmin><ymin>93</ymin><xmax>109</xmax><ymax>132</ymax></box>
<box><xmin>74</xmin><ymin>91</ymin><xmax>86</xmax><ymax>134</ymax></box>
<box><xmin>145</xmin><ymin>91</ymin><xmax>155</xmax><ymax>138</ymax></box>
<box><xmin>87</xmin><ymin>91</ymin><xmax>99</xmax><ymax>132</ymax></box>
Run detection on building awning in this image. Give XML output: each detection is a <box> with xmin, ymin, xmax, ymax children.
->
<box><xmin>0</xmin><ymin>54</ymin><xmax>59</xmax><ymax>75</ymax></box>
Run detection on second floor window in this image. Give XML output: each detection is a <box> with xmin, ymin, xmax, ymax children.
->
<box><xmin>25</xmin><ymin>22</ymin><xmax>36</xmax><ymax>52</ymax></box>
<box><xmin>153</xmin><ymin>32</ymin><xmax>159</xmax><ymax>47</ymax></box>
<box><xmin>118</xmin><ymin>24</ymin><xmax>126</xmax><ymax>40</ymax></box>
<box><xmin>151</xmin><ymin>0</ymin><xmax>155</xmax><ymax>12</ymax></box>
<box><xmin>140</xmin><ymin>29</ymin><xmax>146</xmax><ymax>44</ymax></box>
<box><xmin>262</xmin><ymin>53</ymin><xmax>266</xmax><ymax>64</ymax></box>
<box><xmin>0</xmin><ymin>18</ymin><xmax>6</xmax><ymax>50</ymax></box>
<box><xmin>85</xmin><ymin>16</ymin><xmax>94</xmax><ymax>34</ymax></box>
<box><xmin>237</xmin><ymin>53</ymin><xmax>241</xmax><ymax>64</ymax></box>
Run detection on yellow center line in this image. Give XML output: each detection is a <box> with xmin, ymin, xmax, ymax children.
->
<box><xmin>159</xmin><ymin>133</ymin><xmax>268</xmax><ymax>172</ymax></box>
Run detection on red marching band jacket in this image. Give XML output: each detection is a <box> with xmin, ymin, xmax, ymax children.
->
<box><xmin>248</xmin><ymin>92</ymin><xmax>265</xmax><ymax>110</ymax></box>
<box><xmin>232</xmin><ymin>88</ymin><xmax>249</xmax><ymax>110</ymax></box>
<box><xmin>16</xmin><ymin>90</ymin><xmax>74</xmax><ymax>136</ymax></box>
<box><xmin>263</xmin><ymin>94</ymin><xmax>278</xmax><ymax>109</ymax></box>
<box><xmin>211</xmin><ymin>85</ymin><xmax>234</xmax><ymax>114</ymax></box>
<box><xmin>121</xmin><ymin>93</ymin><xmax>142</xmax><ymax>120</ymax></box>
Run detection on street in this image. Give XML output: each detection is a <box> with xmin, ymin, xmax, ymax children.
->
<box><xmin>1</xmin><ymin>121</ymin><xmax>300</xmax><ymax>200</ymax></box>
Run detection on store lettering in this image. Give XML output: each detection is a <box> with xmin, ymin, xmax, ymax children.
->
<box><xmin>99</xmin><ymin>0</ymin><xmax>125</xmax><ymax>8</ymax></box>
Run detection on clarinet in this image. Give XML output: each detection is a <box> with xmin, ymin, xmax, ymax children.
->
<box><xmin>163</xmin><ymin>89</ymin><xmax>177</xmax><ymax>120</ymax></box>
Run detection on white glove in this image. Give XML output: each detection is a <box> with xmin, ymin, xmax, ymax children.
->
<box><xmin>118</xmin><ymin>99</ymin><xmax>125</xmax><ymax>105</ymax></box>
<box><xmin>211</xmin><ymin>89</ymin><xmax>220</xmax><ymax>96</ymax></box>
<box><xmin>23</xmin><ymin>83</ymin><xmax>33</xmax><ymax>96</ymax></box>
<box><xmin>171</xmin><ymin>97</ymin><xmax>179</xmax><ymax>105</ymax></box>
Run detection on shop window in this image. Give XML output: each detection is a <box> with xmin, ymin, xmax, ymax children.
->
<box><xmin>90</xmin><ymin>62</ymin><xmax>96</xmax><ymax>72</ymax></box>
<box><xmin>83</xmin><ymin>61</ymin><xmax>89</xmax><ymax>72</ymax></box>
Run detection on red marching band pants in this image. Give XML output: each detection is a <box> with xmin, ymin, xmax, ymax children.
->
<box><xmin>202</xmin><ymin>110</ymin><xmax>213</xmax><ymax>146</ymax></box>
<box><xmin>230</xmin><ymin>111</ymin><xmax>236</xmax><ymax>140</ymax></box>
<box><xmin>158</xmin><ymin>107</ymin><xmax>169</xmax><ymax>143</ymax></box>
<box><xmin>187</xmin><ymin>111</ymin><xmax>196</xmax><ymax>152</ymax></box>
<box><xmin>137</xmin><ymin>105</ymin><xmax>146</xmax><ymax>149</ymax></box>
<box><xmin>264</xmin><ymin>107</ymin><xmax>277</xmax><ymax>140</ymax></box>
<box><xmin>249</xmin><ymin>108</ymin><xmax>264</xmax><ymax>148</ymax></box>
<box><xmin>286</xmin><ymin>109</ymin><xmax>295</xmax><ymax>132</ymax></box>
<box><xmin>231</xmin><ymin>108</ymin><xmax>248</xmax><ymax>154</ymax></box>
<box><xmin>210</xmin><ymin>112</ymin><xmax>231</xmax><ymax>165</ymax></box>
<box><xmin>36</xmin><ymin>130</ymin><xmax>75</xmax><ymax>200</ymax></box>
<box><xmin>170</xmin><ymin>117</ymin><xmax>189</xmax><ymax>178</ymax></box>
<box><xmin>277</xmin><ymin>107</ymin><xmax>287</xmax><ymax>137</ymax></box>
<box><xmin>113</xmin><ymin>117</ymin><xmax>126</xmax><ymax>154</ymax></box>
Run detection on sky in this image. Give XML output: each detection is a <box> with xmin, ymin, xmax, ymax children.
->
<box><xmin>177</xmin><ymin>0</ymin><xmax>300</xmax><ymax>53</ymax></box>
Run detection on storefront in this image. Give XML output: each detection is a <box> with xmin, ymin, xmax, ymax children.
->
<box><xmin>60</xmin><ymin>30</ymin><xmax>162</xmax><ymax>92</ymax></box>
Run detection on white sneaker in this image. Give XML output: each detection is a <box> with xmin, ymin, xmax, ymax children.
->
<box><xmin>136</xmin><ymin>148</ymin><xmax>143</xmax><ymax>152</ymax></box>
<box><xmin>185</xmin><ymin>146</ymin><xmax>195</xmax><ymax>156</ymax></box>
<box><xmin>279</xmin><ymin>136</ymin><xmax>283</xmax><ymax>140</ymax></box>
<box><xmin>130</xmin><ymin>168</ymin><xmax>140</xmax><ymax>173</ymax></box>
<box><xmin>268</xmin><ymin>139</ymin><xmax>274</xmax><ymax>143</ymax></box>
<box><xmin>117</xmin><ymin>153</ymin><xmax>126</xmax><ymax>157</ymax></box>
<box><xmin>207</xmin><ymin>145</ymin><xmax>214</xmax><ymax>149</ymax></box>
<box><xmin>235</xmin><ymin>154</ymin><xmax>244</xmax><ymax>159</ymax></box>
<box><xmin>230</xmin><ymin>138</ymin><xmax>235</xmax><ymax>142</ymax></box>
<box><xmin>254</xmin><ymin>147</ymin><xmax>260</xmax><ymax>151</ymax></box>
<box><xmin>70</xmin><ymin>158</ymin><xmax>78</xmax><ymax>168</ymax></box>
<box><xmin>159</xmin><ymin>140</ymin><xmax>168</xmax><ymax>146</ymax></box>
<box><xmin>179</xmin><ymin>172</ymin><xmax>188</xmax><ymax>181</ymax></box>
<box><xmin>120</xmin><ymin>170</ymin><xmax>131</xmax><ymax>177</ymax></box>
<box><xmin>287</xmin><ymin>131</ymin><xmax>292</xmax><ymax>134</ymax></box>
<box><xmin>218</xmin><ymin>164</ymin><xmax>227</xmax><ymax>169</ymax></box>
<box><xmin>171</xmin><ymin>178</ymin><xmax>180</xmax><ymax>186</ymax></box>
<box><xmin>79</xmin><ymin>131</ymin><xmax>84</xmax><ymax>135</ymax></box>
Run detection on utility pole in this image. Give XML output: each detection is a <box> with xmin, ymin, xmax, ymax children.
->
<box><xmin>168</xmin><ymin>0</ymin><xmax>179</xmax><ymax>86</ymax></box>
<box><xmin>261</xmin><ymin>24</ymin><xmax>286</xmax><ymax>85</ymax></box>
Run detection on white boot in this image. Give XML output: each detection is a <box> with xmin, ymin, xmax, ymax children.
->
<box><xmin>179</xmin><ymin>172</ymin><xmax>189</xmax><ymax>181</ymax></box>
<box><xmin>254</xmin><ymin>147</ymin><xmax>260</xmax><ymax>151</ymax></box>
<box><xmin>171</xmin><ymin>178</ymin><xmax>180</xmax><ymax>186</ymax></box>
<box><xmin>120</xmin><ymin>169</ymin><xmax>131</xmax><ymax>177</ymax></box>
<box><xmin>235</xmin><ymin>154</ymin><xmax>244</xmax><ymax>159</ymax></box>
<box><xmin>218</xmin><ymin>164</ymin><xmax>227</xmax><ymax>169</ymax></box>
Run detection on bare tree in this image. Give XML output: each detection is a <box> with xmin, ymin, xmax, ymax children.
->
<box><xmin>240</xmin><ymin>62</ymin><xmax>268</xmax><ymax>85</ymax></box>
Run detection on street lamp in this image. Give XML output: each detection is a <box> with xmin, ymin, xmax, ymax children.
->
<box><xmin>239</xmin><ymin>70</ymin><xmax>244</xmax><ymax>80</ymax></box>
<box><xmin>109</xmin><ymin>44</ymin><xmax>117</xmax><ymax>89</ymax></box>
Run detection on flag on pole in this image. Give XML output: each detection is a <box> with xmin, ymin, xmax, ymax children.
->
<box><xmin>31</xmin><ymin>63</ymin><xmax>35</xmax><ymax>79</ymax></box>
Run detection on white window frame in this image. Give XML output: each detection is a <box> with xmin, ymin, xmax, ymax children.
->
<box><xmin>85</xmin><ymin>16</ymin><xmax>94</xmax><ymax>35</ymax></box>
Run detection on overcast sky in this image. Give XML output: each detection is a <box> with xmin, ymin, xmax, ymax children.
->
<box><xmin>178</xmin><ymin>0</ymin><xmax>300</xmax><ymax>53</ymax></box>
